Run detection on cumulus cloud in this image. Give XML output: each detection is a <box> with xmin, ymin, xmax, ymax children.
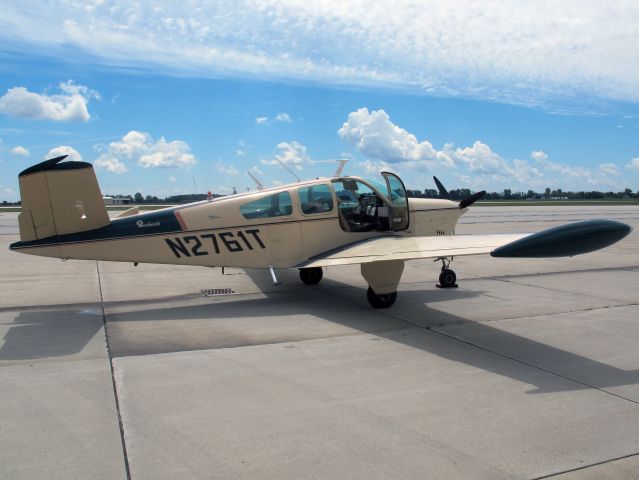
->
<box><xmin>94</xmin><ymin>130</ymin><xmax>196</xmax><ymax>173</ymax></box>
<box><xmin>340</xmin><ymin>108</ymin><xmax>625</xmax><ymax>190</ymax></box>
<box><xmin>275</xmin><ymin>112</ymin><xmax>291</xmax><ymax>122</ymax></box>
<box><xmin>531</xmin><ymin>150</ymin><xmax>600</xmax><ymax>184</ymax></box>
<box><xmin>94</xmin><ymin>156</ymin><xmax>128</xmax><ymax>174</ymax></box>
<box><xmin>255</xmin><ymin>112</ymin><xmax>293</xmax><ymax>125</ymax></box>
<box><xmin>339</xmin><ymin>108</ymin><xmax>454</xmax><ymax>169</ymax></box>
<box><xmin>626</xmin><ymin>158</ymin><xmax>639</xmax><ymax>170</ymax></box>
<box><xmin>46</xmin><ymin>145</ymin><xmax>82</xmax><ymax>162</ymax></box>
<box><xmin>1</xmin><ymin>2</ymin><xmax>638</xmax><ymax>109</ymax></box>
<box><xmin>0</xmin><ymin>80</ymin><xmax>99</xmax><ymax>121</ymax></box>
<box><xmin>215</xmin><ymin>160</ymin><xmax>239</xmax><ymax>175</ymax></box>
<box><xmin>599</xmin><ymin>163</ymin><xmax>621</xmax><ymax>176</ymax></box>
<box><xmin>262</xmin><ymin>141</ymin><xmax>310</xmax><ymax>170</ymax></box>
<box><xmin>452</xmin><ymin>141</ymin><xmax>507</xmax><ymax>174</ymax></box>
<box><xmin>339</xmin><ymin>108</ymin><xmax>512</xmax><ymax>176</ymax></box>
<box><xmin>11</xmin><ymin>145</ymin><xmax>29</xmax><ymax>156</ymax></box>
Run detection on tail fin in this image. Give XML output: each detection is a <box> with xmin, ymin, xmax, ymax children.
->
<box><xmin>17</xmin><ymin>155</ymin><xmax>110</xmax><ymax>241</ymax></box>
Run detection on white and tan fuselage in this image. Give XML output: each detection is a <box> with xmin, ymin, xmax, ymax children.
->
<box><xmin>13</xmin><ymin>178</ymin><xmax>464</xmax><ymax>269</ymax></box>
<box><xmin>11</xmin><ymin>157</ymin><xmax>632</xmax><ymax>308</ymax></box>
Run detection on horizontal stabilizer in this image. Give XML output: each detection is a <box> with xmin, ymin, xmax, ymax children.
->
<box><xmin>490</xmin><ymin>220</ymin><xmax>631</xmax><ymax>258</ymax></box>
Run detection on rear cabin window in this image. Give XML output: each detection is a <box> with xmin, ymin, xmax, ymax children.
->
<box><xmin>240</xmin><ymin>191</ymin><xmax>293</xmax><ymax>219</ymax></box>
<box><xmin>297</xmin><ymin>184</ymin><xmax>334</xmax><ymax>214</ymax></box>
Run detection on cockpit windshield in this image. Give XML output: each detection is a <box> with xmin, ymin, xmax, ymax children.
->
<box><xmin>332</xmin><ymin>177</ymin><xmax>390</xmax><ymax>232</ymax></box>
<box><xmin>361</xmin><ymin>177</ymin><xmax>389</xmax><ymax>201</ymax></box>
<box><xmin>331</xmin><ymin>173</ymin><xmax>409</xmax><ymax>232</ymax></box>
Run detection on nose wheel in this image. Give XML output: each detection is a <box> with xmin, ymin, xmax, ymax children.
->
<box><xmin>436</xmin><ymin>257</ymin><xmax>458</xmax><ymax>288</ymax></box>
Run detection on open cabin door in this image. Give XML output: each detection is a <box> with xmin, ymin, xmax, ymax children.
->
<box><xmin>382</xmin><ymin>172</ymin><xmax>410</xmax><ymax>231</ymax></box>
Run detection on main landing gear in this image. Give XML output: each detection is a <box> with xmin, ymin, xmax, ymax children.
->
<box><xmin>436</xmin><ymin>257</ymin><xmax>457</xmax><ymax>289</ymax></box>
<box><xmin>299</xmin><ymin>267</ymin><xmax>323</xmax><ymax>285</ymax></box>
<box><xmin>366</xmin><ymin>287</ymin><xmax>397</xmax><ymax>309</ymax></box>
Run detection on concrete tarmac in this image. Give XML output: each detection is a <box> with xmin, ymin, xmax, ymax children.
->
<box><xmin>1</xmin><ymin>206</ymin><xmax>638</xmax><ymax>479</ymax></box>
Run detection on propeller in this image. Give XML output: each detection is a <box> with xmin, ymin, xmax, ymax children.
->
<box><xmin>459</xmin><ymin>190</ymin><xmax>486</xmax><ymax>209</ymax></box>
<box><xmin>433</xmin><ymin>176</ymin><xmax>485</xmax><ymax>209</ymax></box>
<box><xmin>433</xmin><ymin>176</ymin><xmax>449</xmax><ymax>199</ymax></box>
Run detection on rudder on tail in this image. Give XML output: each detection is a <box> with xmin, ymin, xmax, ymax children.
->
<box><xmin>17</xmin><ymin>155</ymin><xmax>110</xmax><ymax>241</ymax></box>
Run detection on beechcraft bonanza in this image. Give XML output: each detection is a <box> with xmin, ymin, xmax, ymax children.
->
<box><xmin>10</xmin><ymin>156</ymin><xmax>632</xmax><ymax>308</ymax></box>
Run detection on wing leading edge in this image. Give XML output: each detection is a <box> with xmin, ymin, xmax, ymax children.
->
<box><xmin>297</xmin><ymin>220</ymin><xmax>632</xmax><ymax>268</ymax></box>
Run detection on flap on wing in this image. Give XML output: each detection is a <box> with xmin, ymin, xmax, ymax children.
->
<box><xmin>297</xmin><ymin>233</ymin><xmax>528</xmax><ymax>268</ymax></box>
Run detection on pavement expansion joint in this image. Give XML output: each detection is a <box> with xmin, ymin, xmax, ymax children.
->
<box><xmin>459</xmin><ymin>268</ymin><xmax>639</xmax><ymax>304</ymax></box>
<box><xmin>461</xmin><ymin>302</ymin><xmax>639</xmax><ymax>325</ymax></box>
<box><xmin>314</xmin><ymin>281</ymin><xmax>639</xmax><ymax>422</ymax></box>
<box><xmin>427</xmin><ymin>326</ymin><xmax>639</xmax><ymax>407</ymax></box>
<box><xmin>96</xmin><ymin>261</ymin><xmax>132</xmax><ymax>480</ymax></box>
<box><xmin>460</xmin><ymin>264</ymin><xmax>639</xmax><ymax>282</ymax></box>
<box><xmin>331</xmin><ymin>292</ymin><xmax>639</xmax><ymax>408</ymax></box>
<box><xmin>529</xmin><ymin>451</ymin><xmax>639</xmax><ymax>479</ymax></box>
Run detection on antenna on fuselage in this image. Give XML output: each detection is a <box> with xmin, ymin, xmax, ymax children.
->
<box><xmin>312</xmin><ymin>158</ymin><xmax>349</xmax><ymax>176</ymax></box>
<box><xmin>333</xmin><ymin>159</ymin><xmax>348</xmax><ymax>176</ymax></box>
<box><xmin>275</xmin><ymin>159</ymin><xmax>301</xmax><ymax>182</ymax></box>
<box><xmin>247</xmin><ymin>170</ymin><xmax>264</xmax><ymax>190</ymax></box>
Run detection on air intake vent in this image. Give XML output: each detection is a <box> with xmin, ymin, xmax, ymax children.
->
<box><xmin>201</xmin><ymin>288</ymin><xmax>237</xmax><ymax>296</ymax></box>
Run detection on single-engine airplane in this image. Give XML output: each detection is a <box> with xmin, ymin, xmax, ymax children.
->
<box><xmin>9</xmin><ymin>155</ymin><xmax>632</xmax><ymax>308</ymax></box>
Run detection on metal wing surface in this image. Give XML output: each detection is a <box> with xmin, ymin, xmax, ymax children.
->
<box><xmin>297</xmin><ymin>234</ymin><xmax>528</xmax><ymax>268</ymax></box>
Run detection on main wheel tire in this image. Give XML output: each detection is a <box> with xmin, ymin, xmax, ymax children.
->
<box><xmin>366</xmin><ymin>287</ymin><xmax>397</xmax><ymax>309</ymax></box>
<box><xmin>439</xmin><ymin>268</ymin><xmax>457</xmax><ymax>288</ymax></box>
<box><xmin>299</xmin><ymin>267</ymin><xmax>323</xmax><ymax>285</ymax></box>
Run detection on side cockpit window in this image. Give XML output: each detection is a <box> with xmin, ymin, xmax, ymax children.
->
<box><xmin>240</xmin><ymin>191</ymin><xmax>293</xmax><ymax>219</ymax></box>
<box><xmin>297</xmin><ymin>184</ymin><xmax>334</xmax><ymax>214</ymax></box>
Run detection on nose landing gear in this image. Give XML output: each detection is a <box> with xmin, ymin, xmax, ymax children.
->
<box><xmin>436</xmin><ymin>257</ymin><xmax>457</xmax><ymax>288</ymax></box>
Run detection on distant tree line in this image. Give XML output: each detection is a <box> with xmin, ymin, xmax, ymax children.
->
<box><xmin>107</xmin><ymin>192</ymin><xmax>223</xmax><ymax>204</ymax></box>
<box><xmin>2</xmin><ymin>187</ymin><xmax>637</xmax><ymax>206</ymax></box>
<box><xmin>406</xmin><ymin>187</ymin><xmax>637</xmax><ymax>201</ymax></box>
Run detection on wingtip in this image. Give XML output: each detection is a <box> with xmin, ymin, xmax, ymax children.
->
<box><xmin>491</xmin><ymin>219</ymin><xmax>631</xmax><ymax>258</ymax></box>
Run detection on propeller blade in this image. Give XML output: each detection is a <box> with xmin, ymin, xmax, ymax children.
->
<box><xmin>433</xmin><ymin>176</ymin><xmax>449</xmax><ymax>199</ymax></box>
<box><xmin>459</xmin><ymin>190</ymin><xmax>486</xmax><ymax>209</ymax></box>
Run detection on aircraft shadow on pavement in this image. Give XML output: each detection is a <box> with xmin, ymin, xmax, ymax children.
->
<box><xmin>0</xmin><ymin>307</ymin><xmax>104</xmax><ymax>361</ymax></box>
<box><xmin>1</xmin><ymin>267</ymin><xmax>638</xmax><ymax>396</ymax></box>
<box><xmin>100</xmin><ymin>268</ymin><xmax>639</xmax><ymax>395</ymax></box>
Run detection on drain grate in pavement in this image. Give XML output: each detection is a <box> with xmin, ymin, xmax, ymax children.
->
<box><xmin>201</xmin><ymin>288</ymin><xmax>237</xmax><ymax>296</ymax></box>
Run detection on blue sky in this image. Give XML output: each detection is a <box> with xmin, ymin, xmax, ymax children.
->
<box><xmin>1</xmin><ymin>1</ymin><xmax>638</xmax><ymax>201</ymax></box>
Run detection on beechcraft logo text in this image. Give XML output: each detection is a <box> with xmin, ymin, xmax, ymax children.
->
<box><xmin>136</xmin><ymin>220</ymin><xmax>161</xmax><ymax>228</ymax></box>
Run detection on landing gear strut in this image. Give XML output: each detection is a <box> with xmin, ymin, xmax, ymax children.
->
<box><xmin>299</xmin><ymin>267</ymin><xmax>323</xmax><ymax>285</ymax></box>
<box><xmin>366</xmin><ymin>287</ymin><xmax>397</xmax><ymax>309</ymax></box>
<box><xmin>436</xmin><ymin>257</ymin><xmax>457</xmax><ymax>288</ymax></box>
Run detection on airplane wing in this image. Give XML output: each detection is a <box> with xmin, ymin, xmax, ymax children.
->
<box><xmin>297</xmin><ymin>233</ymin><xmax>527</xmax><ymax>268</ymax></box>
<box><xmin>297</xmin><ymin>220</ymin><xmax>632</xmax><ymax>268</ymax></box>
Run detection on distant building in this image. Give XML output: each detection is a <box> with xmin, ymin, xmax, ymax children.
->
<box><xmin>103</xmin><ymin>196</ymin><xmax>131</xmax><ymax>205</ymax></box>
